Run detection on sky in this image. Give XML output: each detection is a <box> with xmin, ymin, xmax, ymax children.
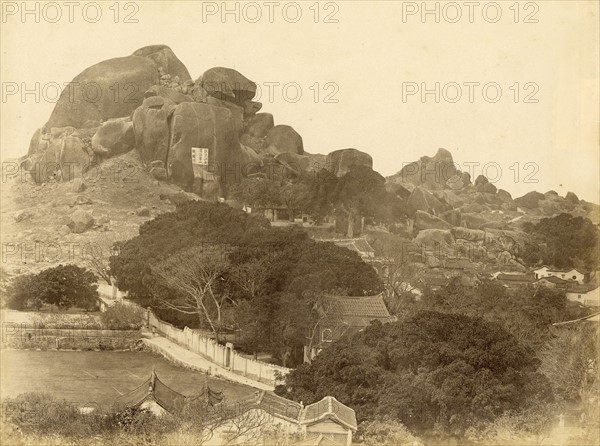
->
<box><xmin>1</xmin><ymin>1</ymin><xmax>598</xmax><ymax>201</ymax></box>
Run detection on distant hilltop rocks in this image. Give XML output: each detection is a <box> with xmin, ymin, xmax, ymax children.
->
<box><xmin>22</xmin><ymin>44</ymin><xmax>370</xmax><ymax>198</ymax></box>
<box><xmin>386</xmin><ymin>148</ymin><xmax>599</xmax><ymax>236</ymax></box>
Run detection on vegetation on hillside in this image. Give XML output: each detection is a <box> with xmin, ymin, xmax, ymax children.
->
<box><xmin>4</xmin><ymin>264</ymin><xmax>98</xmax><ymax>311</ymax></box>
<box><xmin>109</xmin><ymin>200</ymin><xmax>383</xmax><ymax>365</ymax></box>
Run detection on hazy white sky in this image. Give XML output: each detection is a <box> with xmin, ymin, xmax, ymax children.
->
<box><xmin>1</xmin><ymin>1</ymin><xmax>598</xmax><ymax>201</ymax></box>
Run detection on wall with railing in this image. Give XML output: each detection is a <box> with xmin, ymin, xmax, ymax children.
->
<box><xmin>147</xmin><ymin>311</ymin><xmax>290</xmax><ymax>386</ymax></box>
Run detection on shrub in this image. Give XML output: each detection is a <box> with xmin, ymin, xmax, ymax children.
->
<box><xmin>5</xmin><ymin>265</ymin><xmax>98</xmax><ymax>311</ymax></box>
<box><xmin>99</xmin><ymin>303</ymin><xmax>145</xmax><ymax>329</ymax></box>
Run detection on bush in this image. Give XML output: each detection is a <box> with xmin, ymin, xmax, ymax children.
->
<box><xmin>5</xmin><ymin>265</ymin><xmax>98</xmax><ymax>311</ymax></box>
<box><xmin>99</xmin><ymin>303</ymin><xmax>145</xmax><ymax>329</ymax></box>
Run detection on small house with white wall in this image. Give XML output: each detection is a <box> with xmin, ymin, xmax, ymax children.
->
<box><xmin>566</xmin><ymin>284</ymin><xmax>600</xmax><ymax>307</ymax></box>
<box><xmin>534</xmin><ymin>266</ymin><xmax>586</xmax><ymax>284</ymax></box>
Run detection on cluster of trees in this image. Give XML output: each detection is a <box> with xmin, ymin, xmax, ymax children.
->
<box><xmin>229</xmin><ymin>165</ymin><xmax>407</xmax><ymax>237</ymax></box>
<box><xmin>523</xmin><ymin>213</ymin><xmax>599</xmax><ymax>271</ymax></box>
<box><xmin>5</xmin><ymin>264</ymin><xmax>98</xmax><ymax>311</ymax></box>
<box><xmin>412</xmin><ymin>279</ymin><xmax>574</xmax><ymax>350</ymax></box>
<box><xmin>109</xmin><ymin>201</ymin><xmax>382</xmax><ymax>366</ymax></box>
<box><xmin>277</xmin><ymin>311</ymin><xmax>554</xmax><ymax>438</ymax></box>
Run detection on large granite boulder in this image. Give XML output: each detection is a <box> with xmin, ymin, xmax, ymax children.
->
<box><xmin>266</xmin><ymin>125</ymin><xmax>304</xmax><ymax>155</ymax></box>
<box><xmin>167</xmin><ymin>102</ymin><xmax>243</xmax><ymax>190</ymax></box>
<box><xmin>414</xmin><ymin>210</ymin><xmax>453</xmax><ymax>231</ymax></box>
<box><xmin>44</xmin><ymin>45</ymin><xmax>190</xmax><ymax>129</ymax></box>
<box><xmin>451</xmin><ymin>227</ymin><xmax>486</xmax><ymax>242</ymax></box>
<box><xmin>274</xmin><ymin>152</ymin><xmax>310</xmax><ymax>178</ymax></box>
<box><xmin>565</xmin><ymin>191</ymin><xmax>580</xmax><ymax>203</ymax></box>
<box><xmin>407</xmin><ymin>186</ymin><xmax>446</xmax><ymax>216</ymax></box>
<box><xmin>414</xmin><ymin>229</ymin><xmax>454</xmax><ymax>251</ymax></box>
<box><xmin>326</xmin><ymin>148</ymin><xmax>372</xmax><ymax>177</ymax></box>
<box><xmin>91</xmin><ymin>118</ymin><xmax>134</xmax><ymax>157</ymax></box>
<box><xmin>46</xmin><ymin>56</ymin><xmax>159</xmax><ymax>129</ymax></box>
<box><xmin>392</xmin><ymin>148</ymin><xmax>458</xmax><ymax>190</ymax></box>
<box><xmin>68</xmin><ymin>209</ymin><xmax>94</xmax><ymax>233</ymax></box>
<box><xmin>515</xmin><ymin>191</ymin><xmax>545</xmax><ymax>209</ymax></box>
<box><xmin>132</xmin><ymin>96</ymin><xmax>177</xmax><ymax>164</ymax></box>
<box><xmin>201</xmin><ymin>67</ymin><xmax>257</xmax><ymax>104</ymax></box>
<box><xmin>25</xmin><ymin>128</ymin><xmax>93</xmax><ymax>182</ymax></box>
<box><xmin>245</xmin><ymin>113</ymin><xmax>274</xmax><ymax>138</ymax></box>
<box><xmin>143</xmin><ymin>85</ymin><xmax>194</xmax><ymax>104</ymax></box>
<box><xmin>132</xmin><ymin>45</ymin><xmax>192</xmax><ymax>82</ymax></box>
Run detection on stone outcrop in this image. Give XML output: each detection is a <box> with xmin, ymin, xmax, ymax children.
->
<box><xmin>201</xmin><ymin>67</ymin><xmax>262</xmax><ymax>120</ymax></box>
<box><xmin>43</xmin><ymin>45</ymin><xmax>190</xmax><ymax>131</ymax></box>
<box><xmin>46</xmin><ymin>56</ymin><xmax>158</xmax><ymax>129</ymax></box>
<box><xmin>407</xmin><ymin>186</ymin><xmax>446</xmax><ymax>216</ymax></box>
<box><xmin>133</xmin><ymin>96</ymin><xmax>177</xmax><ymax>164</ymax></box>
<box><xmin>167</xmin><ymin>101</ymin><xmax>243</xmax><ymax>190</ymax></box>
<box><xmin>515</xmin><ymin>191</ymin><xmax>545</xmax><ymax>209</ymax></box>
<box><xmin>245</xmin><ymin>113</ymin><xmax>274</xmax><ymax>138</ymax></box>
<box><xmin>326</xmin><ymin>149</ymin><xmax>373</xmax><ymax>177</ymax></box>
<box><xmin>91</xmin><ymin>118</ymin><xmax>134</xmax><ymax>157</ymax></box>
<box><xmin>565</xmin><ymin>191</ymin><xmax>580</xmax><ymax>203</ymax></box>
<box><xmin>414</xmin><ymin>210</ymin><xmax>453</xmax><ymax>231</ymax></box>
<box><xmin>68</xmin><ymin>209</ymin><xmax>94</xmax><ymax>233</ymax></box>
<box><xmin>266</xmin><ymin>125</ymin><xmax>304</xmax><ymax>155</ymax></box>
<box><xmin>391</xmin><ymin>148</ymin><xmax>459</xmax><ymax>190</ymax></box>
<box><xmin>25</xmin><ymin>127</ymin><xmax>94</xmax><ymax>182</ymax></box>
<box><xmin>133</xmin><ymin>45</ymin><xmax>192</xmax><ymax>82</ymax></box>
<box><xmin>143</xmin><ymin>85</ymin><xmax>194</xmax><ymax>104</ymax></box>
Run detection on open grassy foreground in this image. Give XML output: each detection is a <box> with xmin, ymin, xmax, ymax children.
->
<box><xmin>1</xmin><ymin>350</ymin><xmax>256</xmax><ymax>410</ymax></box>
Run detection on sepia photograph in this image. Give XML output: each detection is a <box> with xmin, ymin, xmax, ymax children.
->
<box><xmin>0</xmin><ymin>1</ymin><xmax>598</xmax><ymax>445</ymax></box>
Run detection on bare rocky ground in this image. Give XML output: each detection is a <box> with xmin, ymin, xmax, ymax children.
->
<box><xmin>1</xmin><ymin>151</ymin><xmax>200</xmax><ymax>276</ymax></box>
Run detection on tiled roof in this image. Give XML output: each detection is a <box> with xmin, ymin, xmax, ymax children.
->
<box><xmin>322</xmin><ymin>294</ymin><xmax>392</xmax><ymax>319</ymax></box>
<box><xmin>567</xmin><ymin>284</ymin><xmax>600</xmax><ymax>294</ymax></box>
<box><xmin>537</xmin><ymin>276</ymin><xmax>570</xmax><ymax>284</ymax></box>
<box><xmin>234</xmin><ymin>393</ymin><xmax>357</xmax><ymax>432</ymax></box>
<box><xmin>496</xmin><ymin>273</ymin><xmax>536</xmax><ymax>282</ymax></box>
<box><xmin>535</xmin><ymin>265</ymin><xmax>587</xmax><ymax>275</ymax></box>
<box><xmin>301</xmin><ymin>396</ymin><xmax>358</xmax><ymax>431</ymax></box>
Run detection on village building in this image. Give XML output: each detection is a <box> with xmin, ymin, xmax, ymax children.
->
<box><xmin>566</xmin><ymin>284</ymin><xmax>600</xmax><ymax>307</ymax></box>
<box><xmin>494</xmin><ymin>272</ymin><xmax>537</xmax><ymax>287</ymax></box>
<box><xmin>223</xmin><ymin>392</ymin><xmax>358</xmax><ymax>445</ymax></box>
<box><xmin>534</xmin><ymin>266</ymin><xmax>587</xmax><ymax>284</ymax></box>
<box><xmin>305</xmin><ymin>294</ymin><xmax>395</xmax><ymax>363</ymax></box>
<box><xmin>535</xmin><ymin>275</ymin><xmax>574</xmax><ymax>290</ymax></box>
<box><xmin>115</xmin><ymin>370</ymin><xmax>357</xmax><ymax>445</ymax></box>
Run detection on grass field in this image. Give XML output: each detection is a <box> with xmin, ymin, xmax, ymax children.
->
<box><xmin>1</xmin><ymin>350</ymin><xmax>256</xmax><ymax>410</ymax></box>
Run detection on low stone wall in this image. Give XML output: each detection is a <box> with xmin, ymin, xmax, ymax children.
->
<box><xmin>2</xmin><ymin>327</ymin><xmax>140</xmax><ymax>351</ymax></box>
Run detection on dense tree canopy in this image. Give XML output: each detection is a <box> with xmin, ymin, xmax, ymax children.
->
<box><xmin>109</xmin><ymin>201</ymin><xmax>382</xmax><ymax>365</ymax></box>
<box><xmin>523</xmin><ymin>213</ymin><xmax>599</xmax><ymax>271</ymax></box>
<box><xmin>6</xmin><ymin>264</ymin><xmax>98</xmax><ymax>311</ymax></box>
<box><xmin>412</xmin><ymin>279</ymin><xmax>573</xmax><ymax>350</ymax></box>
<box><xmin>277</xmin><ymin>311</ymin><xmax>553</xmax><ymax>437</ymax></box>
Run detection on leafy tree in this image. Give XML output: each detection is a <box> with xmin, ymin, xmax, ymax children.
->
<box><xmin>415</xmin><ymin>279</ymin><xmax>571</xmax><ymax>351</ymax></box>
<box><xmin>331</xmin><ymin>165</ymin><xmax>389</xmax><ymax>237</ymax></box>
<box><xmin>277</xmin><ymin>312</ymin><xmax>553</xmax><ymax>437</ymax></box>
<box><xmin>526</xmin><ymin>213</ymin><xmax>599</xmax><ymax>271</ymax></box>
<box><xmin>6</xmin><ymin>265</ymin><xmax>98</xmax><ymax>310</ymax></box>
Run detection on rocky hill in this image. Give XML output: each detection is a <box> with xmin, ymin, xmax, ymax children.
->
<box><xmin>4</xmin><ymin>45</ymin><xmax>598</xmax><ymax>276</ymax></box>
<box><xmin>383</xmin><ymin>148</ymin><xmax>599</xmax><ymax>271</ymax></box>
